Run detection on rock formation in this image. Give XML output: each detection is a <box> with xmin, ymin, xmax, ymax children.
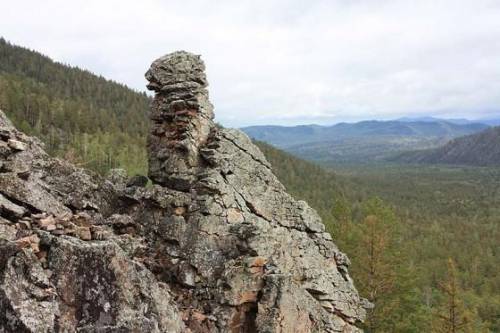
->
<box><xmin>146</xmin><ymin>51</ymin><xmax>214</xmax><ymax>191</ymax></box>
<box><xmin>0</xmin><ymin>51</ymin><xmax>367</xmax><ymax>332</ymax></box>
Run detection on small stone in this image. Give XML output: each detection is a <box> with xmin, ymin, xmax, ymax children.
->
<box><xmin>15</xmin><ymin>234</ymin><xmax>40</xmax><ymax>253</ymax></box>
<box><xmin>32</xmin><ymin>213</ymin><xmax>48</xmax><ymax>219</ymax></box>
<box><xmin>0</xmin><ymin>141</ymin><xmax>10</xmax><ymax>156</ymax></box>
<box><xmin>90</xmin><ymin>225</ymin><xmax>109</xmax><ymax>240</ymax></box>
<box><xmin>56</xmin><ymin>213</ymin><xmax>72</xmax><ymax>225</ymax></box>
<box><xmin>72</xmin><ymin>212</ymin><xmax>91</xmax><ymax>227</ymax></box>
<box><xmin>177</xmin><ymin>263</ymin><xmax>197</xmax><ymax>287</ymax></box>
<box><xmin>76</xmin><ymin>226</ymin><xmax>92</xmax><ymax>241</ymax></box>
<box><xmin>0</xmin><ymin>193</ymin><xmax>27</xmax><ymax>218</ymax></box>
<box><xmin>46</xmin><ymin>224</ymin><xmax>57</xmax><ymax>231</ymax></box>
<box><xmin>62</xmin><ymin>221</ymin><xmax>77</xmax><ymax>234</ymax></box>
<box><xmin>7</xmin><ymin>139</ymin><xmax>27</xmax><ymax>151</ymax></box>
<box><xmin>38</xmin><ymin>216</ymin><xmax>57</xmax><ymax>231</ymax></box>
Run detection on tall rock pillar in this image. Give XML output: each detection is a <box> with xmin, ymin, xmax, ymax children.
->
<box><xmin>145</xmin><ymin>51</ymin><xmax>215</xmax><ymax>190</ymax></box>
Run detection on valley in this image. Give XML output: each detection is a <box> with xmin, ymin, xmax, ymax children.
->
<box><xmin>242</xmin><ymin>120</ymin><xmax>491</xmax><ymax>164</ymax></box>
<box><xmin>260</xmin><ymin>143</ymin><xmax>500</xmax><ymax>332</ymax></box>
<box><xmin>1</xmin><ymin>38</ymin><xmax>499</xmax><ymax>332</ymax></box>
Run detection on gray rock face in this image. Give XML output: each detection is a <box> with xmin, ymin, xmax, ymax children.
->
<box><xmin>0</xmin><ymin>51</ymin><xmax>367</xmax><ymax>332</ymax></box>
<box><xmin>0</xmin><ymin>110</ymin><xmax>185</xmax><ymax>333</ymax></box>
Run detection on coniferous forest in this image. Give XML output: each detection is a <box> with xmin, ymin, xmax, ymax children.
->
<box><xmin>0</xmin><ymin>37</ymin><xmax>150</xmax><ymax>175</ymax></box>
<box><xmin>1</xmin><ymin>39</ymin><xmax>499</xmax><ymax>332</ymax></box>
<box><xmin>258</xmin><ymin>143</ymin><xmax>500</xmax><ymax>332</ymax></box>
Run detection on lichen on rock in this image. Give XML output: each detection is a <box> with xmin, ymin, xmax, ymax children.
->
<box><xmin>0</xmin><ymin>51</ymin><xmax>368</xmax><ymax>332</ymax></box>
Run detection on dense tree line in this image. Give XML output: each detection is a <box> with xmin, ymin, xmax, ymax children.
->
<box><xmin>1</xmin><ymin>38</ymin><xmax>498</xmax><ymax>332</ymax></box>
<box><xmin>0</xmin><ymin>37</ymin><xmax>150</xmax><ymax>175</ymax></box>
<box><xmin>259</xmin><ymin>142</ymin><xmax>499</xmax><ymax>332</ymax></box>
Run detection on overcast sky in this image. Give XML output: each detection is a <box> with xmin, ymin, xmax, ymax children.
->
<box><xmin>2</xmin><ymin>0</ymin><xmax>500</xmax><ymax>126</ymax></box>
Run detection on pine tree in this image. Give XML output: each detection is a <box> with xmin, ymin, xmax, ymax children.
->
<box><xmin>433</xmin><ymin>258</ymin><xmax>473</xmax><ymax>333</ymax></box>
<box><xmin>351</xmin><ymin>198</ymin><xmax>399</xmax><ymax>332</ymax></box>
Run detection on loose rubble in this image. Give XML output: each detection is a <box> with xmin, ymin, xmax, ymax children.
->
<box><xmin>0</xmin><ymin>51</ymin><xmax>368</xmax><ymax>332</ymax></box>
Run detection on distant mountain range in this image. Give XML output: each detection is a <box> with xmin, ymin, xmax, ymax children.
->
<box><xmin>396</xmin><ymin>116</ymin><xmax>476</xmax><ymax>125</ymax></box>
<box><xmin>393</xmin><ymin>126</ymin><xmax>500</xmax><ymax>166</ymax></box>
<box><xmin>241</xmin><ymin>120</ymin><xmax>489</xmax><ymax>164</ymax></box>
<box><xmin>397</xmin><ymin>116</ymin><xmax>500</xmax><ymax>126</ymax></box>
<box><xmin>481</xmin><ymin>118</ymin><xmax>500</xmax><ymax>126</ymax></box>
<box><xmin>242</xmin><ymin>120</ymin><xmax>488</xmax><ymax>148</ymax></box>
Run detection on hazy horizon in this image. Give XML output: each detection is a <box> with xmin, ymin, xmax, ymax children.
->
<box><xmin>239</xmin><ymin>115</ymin><xmax>500</xmax><ymax>128</ymax></box>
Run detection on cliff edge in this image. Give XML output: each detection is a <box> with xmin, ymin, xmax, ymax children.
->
<box><xmin>0</xmin><ymin>51</ymin><xmax>367</xmax><ymax>332</ymax></box>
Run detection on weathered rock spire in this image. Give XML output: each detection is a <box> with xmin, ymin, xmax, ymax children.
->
<box><xmin>0</xmin><ymin>51</ymin><xmax>367</xmax><ymax>333</ymax></box>
<box><xmin>143</xmin><ymin>51</ymin><xmax>368</xmax><ymax>331</ymax></box>
<box><xmin>146</xmin><ymin>51</ymin><xmax>215</xmax><ymax>190</ymax></box>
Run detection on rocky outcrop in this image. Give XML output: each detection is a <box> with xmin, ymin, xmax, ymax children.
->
<box><xmin>0</xmin><ymin>112</ymin><xmax>184</xmax><ymax>332</ymax></box>
<box><xmin>0</xmin><ymin>51</ymin><xmax>367</xmax><ymax>332</ymax></box>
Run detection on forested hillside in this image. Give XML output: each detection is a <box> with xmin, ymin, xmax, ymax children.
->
<box><xmin>395</xmin><ymin>126</ymin><xmax>500</xmax><ymax>166</ymax></box>
<box><xmin>260</xmin><ymin>144</ymin><xmax>500</xmax><ymax>332</ymax></box>
<box><xmin>1</xmin><ymin>39</ymin><xmax>498</xmax><ymax>332</ymax></box>
<box><xmin>0</xmin><ymin>37</ymin><xmax>150</xmax><ymax>175</ymax></box>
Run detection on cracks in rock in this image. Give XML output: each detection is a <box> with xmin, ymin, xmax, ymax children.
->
<box><xmin>197</xmin><ymin>229</ymin><xmax>225</xmax><ymax>238</ymax></box>
<box><xmin>220</xmin><ymin>131</ymin><xmax>270</xmax><ymax>170</ymax></box>
<box><xmin>306</xmin><ymin>288</ymin><xmax>328</xmax><ymax>298</ymax></box>
<box><xmin>217</xmin><ymin>171</ymin><xmax>273</xmax><ymax>228</ymax></box>
<box><xmin>243</xmin><ymin>199</ymin><xmax>270</xmax><ymax>223</ymax></box>
<box><xmin>333</xmin><ymin>308</ymin><xmax>356</xmax><ymax>327</ymax></box>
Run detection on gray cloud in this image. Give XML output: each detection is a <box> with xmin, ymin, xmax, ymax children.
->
<box><xmin>2</xmin><ymin>0</ymin><xmax>500</xmax><ymax>126</ymax></box>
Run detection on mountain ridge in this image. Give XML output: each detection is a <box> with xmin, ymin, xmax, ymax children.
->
<box><xmin>242</xmin><ymin>120</ymin><xmax>489</xmax><ymax>148</ymax></box>
<box><xmin>393</xmin><ymin>126</ymin><xmax>500</xmax><ymax>166</ymax></box>
<box><xmin>242</xmin><ymin>120</ymin><xmax>489</xmax><ymax>164</ymax></box>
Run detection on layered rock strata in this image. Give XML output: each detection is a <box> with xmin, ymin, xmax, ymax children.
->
<box><xmin>0</xmin><ymin>51</ymin><xmax>367</xmax><ymax>333</ymax></box>
<box><xmin>146</xmin><ymin>51</ymin><xmax>214</xmax><ymax>191</ymax></box>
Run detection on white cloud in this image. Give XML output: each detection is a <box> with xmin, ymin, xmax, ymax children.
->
<box><xmin>2</xmin><ymin>0</ymin><xmax>500</xmax><ymax>126</ymax></box>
